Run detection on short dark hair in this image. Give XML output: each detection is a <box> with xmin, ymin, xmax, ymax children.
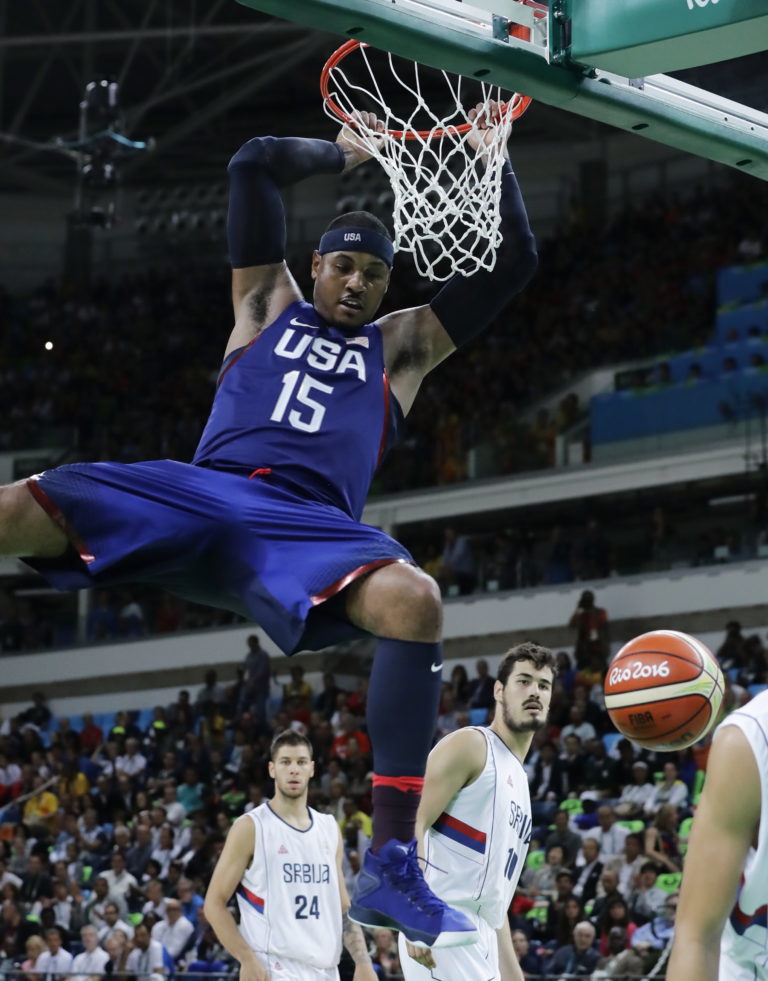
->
<box><xmin>496</xmin><ymin>642</ymin><xmax>556</xmax><ymax>687</ymax></box>
<box><xmin>325</xmin><ymin>211</ymin><xmax>391</xmax><ymax>240</ymax></box>
<box><xmin>270</xmin><ymin>730</ymin><xmax>313</xmax><ymax>760</ymax></box>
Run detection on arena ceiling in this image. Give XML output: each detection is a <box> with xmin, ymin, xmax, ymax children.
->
<box><xmin>1</xmin><ymin>1</ymin><xmax>766</xmax><ymax>195</ymax></box>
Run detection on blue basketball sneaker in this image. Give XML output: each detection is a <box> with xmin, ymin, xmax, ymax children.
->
<box><xmin>349</xmin><ymin>839</ymin><xmax>479</xmax><ymax>948</ymax></box>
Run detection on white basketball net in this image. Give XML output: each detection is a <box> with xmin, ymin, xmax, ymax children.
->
<box><xmin>323</xmin><ymin>47</ymin><xmax>518</xmax><ymax>282</ymax></box>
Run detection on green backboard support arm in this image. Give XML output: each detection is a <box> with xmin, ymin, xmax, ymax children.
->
<box><xmin>563</xmin><ymin>0</ymin><xmax>768</xmax><ymax>77</ymax></box>
<box><xmin>235</xmin><ymin>0</ymin><xmax>768</xmax><ymax>181</ymax></box>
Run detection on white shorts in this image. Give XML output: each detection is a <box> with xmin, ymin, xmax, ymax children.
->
<box><xmin>398</xmin><ymin>911</ymin><xmax>498</xmax><ymax>981</ymax></box>
<box><xmin>254</xmin><ymin>951</ymin><xmax>340</xmax><ymax>981</ymax></box>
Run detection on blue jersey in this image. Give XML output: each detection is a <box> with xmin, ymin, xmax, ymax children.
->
<box><xmin>192</xmin><ymin>300</ymin><xmax>402</xmax><ymax>520</ymax></box>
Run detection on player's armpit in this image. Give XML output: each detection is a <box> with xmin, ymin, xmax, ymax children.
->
<box><xmin>415</xmin><ymin>727</ymin><xmax>487</xmax><ymax>847</ymax></box>
<box><xmin>225</xmin><ymin>263</ymin><xmax>303</xmax><ymax>358</ymax></box>
<box><xmin>379</xmin><ymin>304</ymin><xmax>455</xmax><ymax>416</ymax></box>
<box><xmin>667</xmin><ymin>724</ymin><xmax>760</xmax><ymax>981</ymax></box>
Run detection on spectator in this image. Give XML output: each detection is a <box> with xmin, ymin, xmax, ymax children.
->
<box><xmin>530</xmin><ymin>742</ymin><xmax>567</xmax><ymax>819</ymax></box>
<box><xmin>126</xmin><ymin>824</ymin><xmax>155</xmax><ymax>879</ymax></box>
<box><xmin>0</xmin><ymin>899</ymin><xmax>40</xmax><ymax>960</ymax></box>
<box><xmin>520</xmin><ymin>844</ymin><xmax>566</xmax><ymax>900</ymax></box>
<box><xmin>629</xmin><ymin>861</ymin><xmax>668</xmax><ymax>924</ymax></box>
<box><xmin>86</xmin><ymin>593</ymin><xmax>118</xmax><ymax>642</ymax></box>
<box><xmin>71</xmin><ymin>924</ymin><xmax>110</xmax><ymax>981</ymax></box>
<box><xmin>511</xmin><ymin>929</ymin><xmax>545</xmax><ymax>978</ymax></box>
<box><xmin>101</xmin><ymin>851</ymin><xmax>139</xmax><ymax>905</ymax></box>
<box><xmin>543</xmin><ymin>526</ymin><xmax>574</xmax><ymax>585</ymax></box>
<box><xmin>115</xmin><ymin>737</ymin><xmax>147</xmax><ymax>779</ymax></box>
<box><xmin>644</xmin><ymin>761</ymin><xmax>689</xmax><ymax>815</ymax></box>
<box><xmin>588</xmin><ymin>867</ymin><xmax>623</xmax><ymax>923</ymax></box>
<box><xmin>615</xmin><ymin>759</ymin><xmax>655</xmax><ymax>817</ymax></box>
<box><xmin>19</xmin><ymin>692</ymin><xmax>52</xmax><ymax>731</ymax></box>
<box><xmin>440</xmin><ymin>526</ymin><xmax>477</xmax><ymax>594</ymax></box>
<box><xmin>330</xmin><ymin>713</ymin><xmax>372</xmax><ymax>759</ymax></box>
<box><xmin>34</xmin><ymin>927</ymin><xmax>73</xmax><ymax>981</ymax></box>
<box><xmin>624</xmin><ymin>892</ymin><xmax>678</xmax><ymax>972</ymax></box>
<box><xmin>83</xmin><ymin>877</ymin><xmax>117</xmax><ymax>929</ymax></box>
<box><xmin>448</xmin><ymin>664</ymin><xmax>471</xmax><ymax>709</ymax></box>
<box><xmin>589</xmin><ymin>805</ymin><xmax>629</xmax><ymax>862</ymax></box>
<box><xmin>613</xmin><ymin>832</ymin><xmax>646</xmax><ymax>898</ymax></box>
<box><xmin>560</xmin><ymin>704</ymin><xmax>597</xmax><ymax>744</ymax></box>
<box><xmin>98</xmin><ymin>902</ymin><xmax>135</xmax><ymax>942</ymax></box>
<box><xmin>545</xmin><ymin>920</ymin><xmax>600</xmax><ymax>977</ymax></box>
<box><xmin>151</xmin><ymin>898</ymin><xmax>195</xmax><ymax>962</ymax></box>
<box><xmin>20</xmin><ymin>854</ymin><xmax>53</xmax><ymax>904</ymax></box>
<box><xmin>118</xmin><ymin>591</ymin><xmax>146</xmax><ymax>637</ymax></box>
<box><xmin>281</xmin><ymin>665</ymin><xmax>313</xmax><ymax>713</ymax></box>
<box><xmin>339</xmin><ymin>797</ymin><xmax>373</xmax><ymax>840</ymax></box>
<box><xmin>644</xmin><ymin>803</ymin><xmax>682</xmax><ymax>872</ymax></box>
<box><xmin>561</xmin><ymin>733</ymin><xmax>587</xmax><ymax>795</ymax></box>
<box><xmin>126</xmin><ymin>921</ymin><xmax>166</xmax><ymax>978</ymax></box>
<box><xmin>177</xmin><ymin>879</ymin><xmax>204</xmax><ymax>928</ymax></box>
<box><xmin>467</xmin><ymin>658</ymin><xmax>495</xmax><ymax>710</ymax></box>
<box><xmin>596</xmin><ymin>896</ymin><xmax>637</xmax><ymax>957</ymax></box>
<box><xmin>239</xmin><ymin>633</ymin><xmax>272</xmax><ymax>721</ymax></box>
<box><xmin>369</xmin><ymin>927</ymin><xmax>401</xmax><ymax>977</ymax></box>
<box><xmin>544</xmin><ymin>809</ymin><xmax>583</xmax><ymax>869</ymax></box>
<box><xmin>569</xmin><ymin>590</ymin><xmax>609</xmax><ymax>667</ymax></box>
<box><xmin>141</xmin><ymin>880</ymin><xmax>167</xmax><ymax>919</ymax></box>
<box><xmin>573</xmin><ymin>837</ymin><xmax>603</xmax><ymax>905</ymax></box>
<box><xmin>22</xmin><ymin>776</ymin><xmax>59</xmax><ymax>832</ymax></box>
<box><xmin>177</xmin><ymin>768</ymin><xmax>206</xmax><ymax>815</ymax></box>
<box><xmin>195</xmin><ymin>670</ymin><xmax>224</xmax><ymax>714</ymax></box>
<box><xmin>20</xmin><ymin>935</ymin><xmax>47</xmax><ymax>981</ymax></box>
<box><xmin>103</xmin><ymin>932</ymin><xmax>130</xmax><ymax>976</ymax></box>
<box><xmin>593</xmin><ymin>925</ymin><xmax>639</xmax><ymax>978</ymax></box>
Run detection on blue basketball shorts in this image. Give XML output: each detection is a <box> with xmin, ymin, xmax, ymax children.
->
<box><xmin>24</xmin><ymin>460</ymin><xmax>413</xmax><ymax>655</ymax></box>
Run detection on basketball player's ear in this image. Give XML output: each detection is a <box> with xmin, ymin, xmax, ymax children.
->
<box><xmin>311</xmin><ymin>250</ymin><xmax>322</xmax><ymax>281</ymax></box>
<box><xmin>493</xmin><ymin>679</ymin><xmax>504</xmax><ymax>705</ymax></box>
<box><xmin>267</xmin><ymin>760</ymin><xmax>276</xmax><ymax>780</ymax></box>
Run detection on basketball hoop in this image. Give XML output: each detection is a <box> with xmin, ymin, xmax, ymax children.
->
<box><xmin>319</xmin><ymin>28</ymin><xmax>536</xmax><ymax>280</ymax></box>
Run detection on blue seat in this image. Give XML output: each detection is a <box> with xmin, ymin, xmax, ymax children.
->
<box><xmin>748</xmin><ymin>684</ymin><xmax>768</xmax><ymax>698</ymax></box>
<box><xmin>468</xmin><ymin>708</ymin><xmax>489</xmax><ymax>726</ymax></box>
<box><xmin>603</xmin><ymin>732</ymin><xmax>623</xmax><ymax>754</ymax></box>
<box><xmin>135</xmin><ymin>707</ymin><xmax>154</xmax><ymax>730</ymax></box>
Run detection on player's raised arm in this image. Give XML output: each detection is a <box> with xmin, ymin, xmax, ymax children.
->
<box><xmin>203</xmin><ymin>816</ymin><xmax>268</xmax><ymax>981</ymax></box>
<box><xmin>380</xmin><ymin>102</ymin><xmax>538</xmax><ymax>413</ymax></box>
<box><xmin>667</xmin><ymin>724</ymin><xmax>760</xmax><ymax>981</ymax></box>
<box><xmin>224</xmin><ymin>119</ymin><xmax>384</xmax><ymax>357</ymax></box>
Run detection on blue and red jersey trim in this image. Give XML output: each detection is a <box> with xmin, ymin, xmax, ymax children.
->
<box><xmin>434</xmin><ymin>811</ymin><xmax>487</xmax><ymax>854</ymax></box>
<box><xmin>237</xmin><ymin>884</ymin><xmax>265</xmax><ymax>915</ymax></box>
<box><xmin>730</xmin><ymin>901</ymin><xmax>768</xmax><ymax>935</ymax></box>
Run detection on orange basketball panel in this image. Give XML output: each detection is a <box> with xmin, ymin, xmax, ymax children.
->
<box><xmin>607</xmin><ymin>693</ymin><xmax>712</xmax><ymax>749</ymax></box>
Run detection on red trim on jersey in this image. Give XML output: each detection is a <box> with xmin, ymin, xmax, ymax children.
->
<box><xmin>248</xmin><ymin>468</ymin><xmax>272</xmax><ymax>479</ymax></box>
<box><xmin>309</xmin><ymin>557</ymin><xmax>409</xmax><ymax>606</ymax></box>
<box><xmin>236</xmin><ymin>884</ymin><xmax>265</xmax><ymax>914</ymax></box>
<box><xmin>436</xmin><ymin>811</ymin><xmax>487</xmax><ymax>844</ymax></box>
<box><xmin>26</xmin><ymin>478</ymin><xmax>95</xmax><ymax>564</ymax></box>
<box><xmin>218</xmin><ymin>331</ymin><xmax>263</xmax><ymax>387</ymax></box>
<box><xmin>376</xmin><ymin>371</ymin><xmax>391</xmax><ymax>470</ymax></box>
<box><xmin>372</xmin><ymin>775</ymin><xmax>424</xmax><ymax>794</ymax></box>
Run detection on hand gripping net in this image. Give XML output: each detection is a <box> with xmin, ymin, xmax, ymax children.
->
<box><xmin>320</xmin><ymin>40</ymin><xmax>531</xmax><ymax>282</ymax></box>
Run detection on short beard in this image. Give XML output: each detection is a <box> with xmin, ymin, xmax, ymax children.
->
<box><xmin>502</xmin><ymin>706</ymin><xmax>548</xmax><ymax>734</ymax></box>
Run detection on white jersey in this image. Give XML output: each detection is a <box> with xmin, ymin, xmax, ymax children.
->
<box><xmin>424</xmin><ymin>727</ymin><xmax>532</xmax><ymax>929</ymax></box>
<box><xmin>719</xmin><ymin>690</ymin><xmax>768</xmax><ymax>980</ymax></box>
<box><xmin>236</xmin><ymin>803</ymin><xmax>342</xmax><ymax>970</ymax></box>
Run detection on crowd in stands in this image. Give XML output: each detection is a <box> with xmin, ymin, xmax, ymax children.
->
<box><xmin>1</xmin><ymin>624</ymin><xmax>765</xmax><ymax>978</ymax></box>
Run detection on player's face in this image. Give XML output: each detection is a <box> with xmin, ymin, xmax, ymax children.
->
<box><xmin>311</xmin><ymin>250</ymin><xmax>391</xmax><ymax>328</ymax></box>
<box><xmin>268</xmin><ymin>747</ymin><xmax>315</xmax><ymax>800</ymax></box>
<box><xmin>496</xmin><ymin>661</ymin><xmax>553</xmax><ymax>734</ymax></box>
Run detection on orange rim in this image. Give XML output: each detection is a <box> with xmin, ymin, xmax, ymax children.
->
<box><xmin>320</xmin><ymin>38</ymin><xmax>533</xmax><ymax>141</ymax></box>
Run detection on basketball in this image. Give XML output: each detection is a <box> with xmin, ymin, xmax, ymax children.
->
<box><xmin>603</xmin><ymin>630</ymin><xmax>725</xmax><ymax>750</ymax></box>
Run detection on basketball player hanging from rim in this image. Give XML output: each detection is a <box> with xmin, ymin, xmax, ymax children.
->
<box><xmin>0</xmin><ymin>103</ymin><xmax>537</xmax><ymax>946</ymax></box>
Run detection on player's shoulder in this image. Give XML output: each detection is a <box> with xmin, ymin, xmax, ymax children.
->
<box><xmin>432</xmin><ymin>725</ymin><xmax>488</xmax><ymax>767</ymax></box>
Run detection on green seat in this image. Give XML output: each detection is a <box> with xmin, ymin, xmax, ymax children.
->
<box><xmin>525</xmin><ymin>906</ymin><xmax>548</xmax><ymax>922</ymax></box>
<box><xmin>128</xmin><ymin>912</ymin><xmax>144</xmax><ymax>927</ymax></box>
<box><xmin>82</xmin><ymin>865</ymin><xmax>93</xmax><ymax>884</ymax></box>
<box><xmin>525</xmin><ymin>849</ymin><xmax>545</xmax><ymax>870</ymax></box>
<box><xmin>692</xmin><ymin>768</ymin><xmax>706</xmax><ymax>805</ymax></box>
<box><xmin>558</xmin><ymin>798</ymin><xmax>583</xmax><ymax>816</ymax></box>
<box><xmin>656</xmin><ymin>872</ymin><xmax>682</xmax><ymax>893</ymax></box>
<box><xmin>617</xmin><ymin>820</ymin><xmax>645</xmax><ymax>832</ymax></box>
<box><xmin>678</xmin><ymin>816</ymin><xmax>694</xmax><ymax>855</ymax></box>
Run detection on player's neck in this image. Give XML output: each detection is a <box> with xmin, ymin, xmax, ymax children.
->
<box><xmin>489</xmin><ymin>719</ymin><xmax>533</xmax><ymax>762</ymax></box>
<box><xmin>268</xmin><ymin>795</ymin><xmax>312</xmax><ymax>830</ymax></box>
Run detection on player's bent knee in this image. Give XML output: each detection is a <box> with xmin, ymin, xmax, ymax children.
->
<box><xmin>0</xmin><ymin>481</ymin><xmax>68</xmax><ymax>557</ymax></box>
<box><xmin>389</xmin><ymin>567</ymin><xmax>443</xmax><ymax>636</ymax></box>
